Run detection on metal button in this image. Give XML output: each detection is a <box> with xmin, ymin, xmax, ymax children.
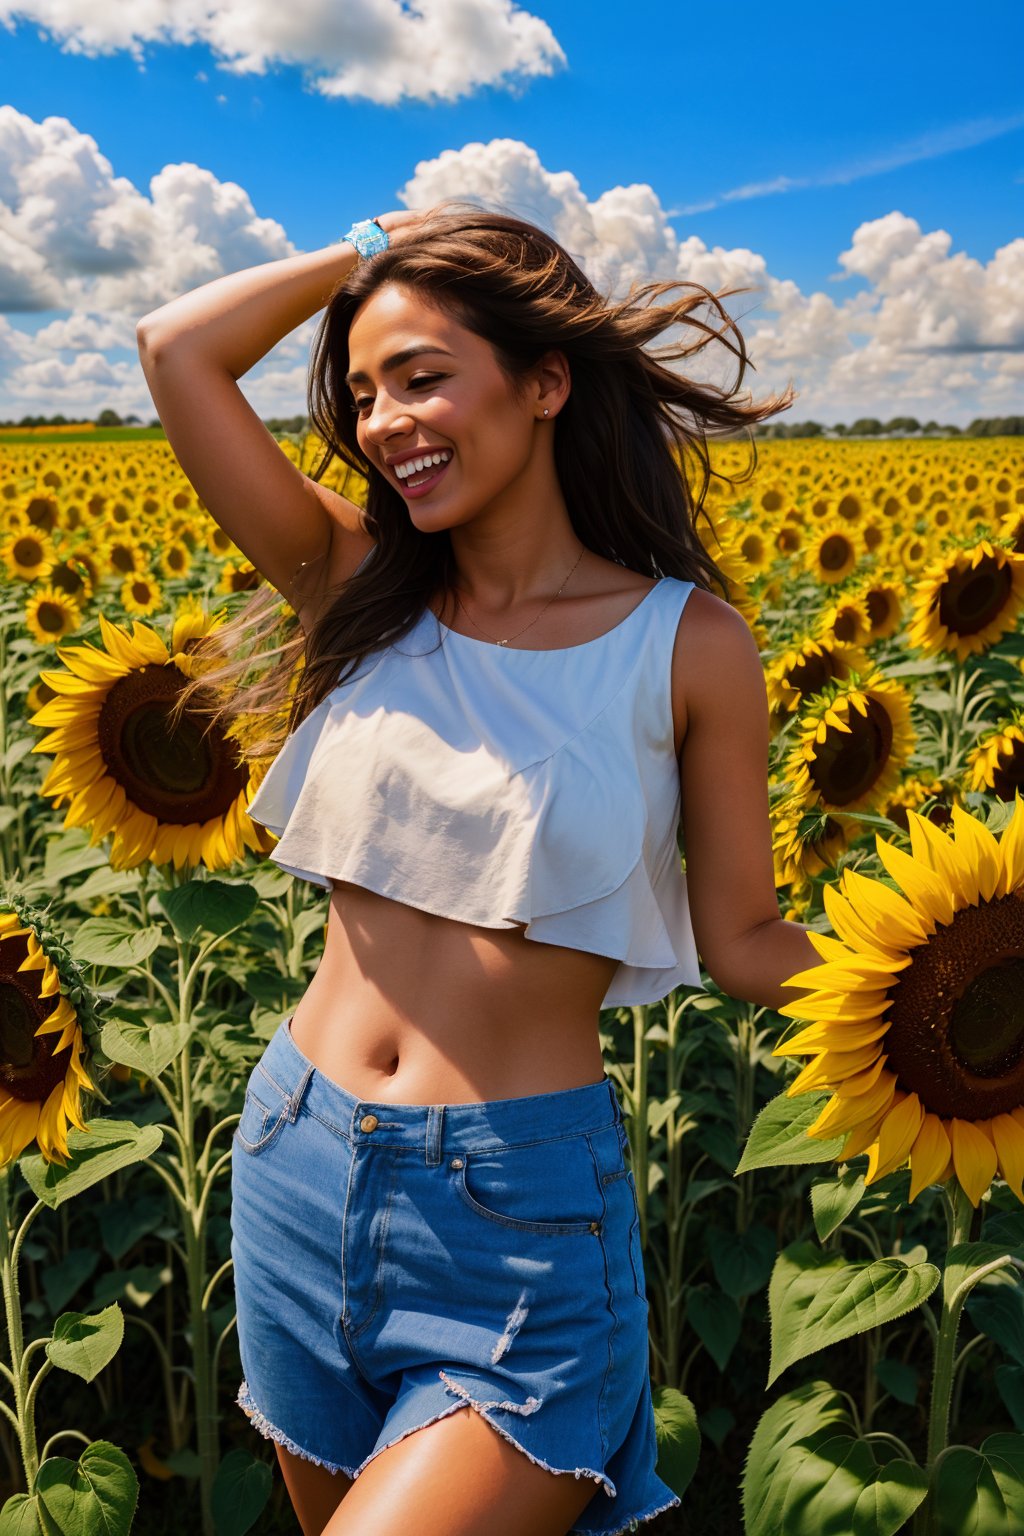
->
<box><xmin>450</xmin><ymin>1157</ymin><xmax>464</xmax><ymax>1170</ymax></box>
<box><xmin>590</xmin><ymin>1221</ymin><xmax>601</xmax><ymax>1234</ymax></box>
<box><xmin>359</xmin><ymin>1114</ymin><xmax>379</xmax><ymax>1133</ymax></box>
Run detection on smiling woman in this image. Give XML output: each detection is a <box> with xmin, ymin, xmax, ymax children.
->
<box><xmin>134</xmin><ymin>197</ymin><xmax>800</xmax><ymax>1536</ymax></box>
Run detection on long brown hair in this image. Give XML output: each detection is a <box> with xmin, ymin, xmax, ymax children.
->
<box><xmin>172</xmin><ymin>198</ymin><xmax>795</xmax><ymax>762</ymax></box>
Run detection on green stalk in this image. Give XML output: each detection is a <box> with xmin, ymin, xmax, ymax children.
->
<box><xmin>0</xmin><ymin>1166</ymin><xmax>40</xmax><ymax>1488</ymax></box>
<box><xmin>913</xmin><ymin>1179</ymin><xmax>975</xmax><ymax>1536</ymax></box>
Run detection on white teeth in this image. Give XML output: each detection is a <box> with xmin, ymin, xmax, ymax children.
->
<box><xmin>396</xmin><ymin>450</ymin><xmax>451</xmax><ymax>480</ymax></box>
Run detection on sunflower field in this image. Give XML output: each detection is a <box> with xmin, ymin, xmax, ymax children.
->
<box><xmin>1</xmin><ymin>430</ymin><xmax>1023</xmax><ymax>1536</ymax></box>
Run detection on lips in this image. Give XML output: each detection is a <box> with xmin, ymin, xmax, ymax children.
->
<box><xmin>397</xmin><ymin>456</ymin><xmax>452</xmax><ymax>497</ymax></box>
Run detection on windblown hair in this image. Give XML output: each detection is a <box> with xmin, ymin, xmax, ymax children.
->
<box><xmin>171</xmin><ymin>198</ymin><xmax>795</xmax><ymax>763</ymax></box>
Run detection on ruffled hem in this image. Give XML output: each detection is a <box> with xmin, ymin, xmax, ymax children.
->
<box><xmin>572</xmin><ymin>1488</ymin><xmax>683</xmax><ymax>1535</ymax></box>
<box><xmin>235</xmin><ymin>1380</ymin><xmax>356</xmax><ymax>1476</ymax></box>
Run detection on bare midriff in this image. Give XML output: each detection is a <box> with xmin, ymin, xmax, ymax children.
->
<box><xmin>287</xmin><ymin>879</ymin><xmax>618</xmax><ymax>1106</ymax></box>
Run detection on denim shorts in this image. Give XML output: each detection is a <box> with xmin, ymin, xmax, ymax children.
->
<box><xmin>229</xmin><ymin>1013</ymin><xmax>680</xmax><ymax>1536</ymax></box>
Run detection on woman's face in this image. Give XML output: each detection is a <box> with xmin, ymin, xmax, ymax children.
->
<box><xmin>346</xmin><ymin>283</ymin><xmax>554</xmax><ymax>534</ymax></box>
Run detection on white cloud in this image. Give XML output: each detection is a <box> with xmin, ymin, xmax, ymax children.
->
<box><xmin>0</xmin><ymin>118</ymin><xmax>1017</xmax><ymax>426</ymax></box>
<box><xmin>0</xmin><ymin>0</ymin><xmax>567</xmax><ymax>106</ymax></box>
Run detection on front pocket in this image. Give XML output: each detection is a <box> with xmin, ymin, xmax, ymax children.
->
<box><xmin>453</xmin><ymin>1140</ymin><xmax>602</xmax><ymax>1236</ymax></box>
<box><xmin>234</xmin><ymin>1065</ymin><xmax>291</xmax><ymax>1156</ymax></box>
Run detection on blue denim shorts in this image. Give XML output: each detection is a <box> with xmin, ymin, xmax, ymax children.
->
<box><xmin>229</xmin><ymin>1014</ymin><xmax>680</xmax><ymax>1535</ymax></box>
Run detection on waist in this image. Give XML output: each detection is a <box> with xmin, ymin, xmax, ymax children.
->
<box><xmin>288</xmin><ymin>882</ymin><xmax>616</xmax><ymax>1103</ymax></box>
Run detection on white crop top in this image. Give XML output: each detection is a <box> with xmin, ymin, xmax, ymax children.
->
<box><xmin>245</xmin><ymin>565</ymin><xmax>705</xmax><ymax>1009</ymax></box>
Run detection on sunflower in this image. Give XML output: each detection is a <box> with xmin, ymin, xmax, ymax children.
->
<box><xmin>764</xmin><ymin>636</ymin><xmax>871</xmax><ymax>728</ymax></box>
<box><xmin>121</xmin><ymin>572</ymin><xmax>163</xmax><ymax>616</ymax></box>
<box><xmin>774</xmin><ymin>796</ymin><xmax>1024</xmax><ymax>1207</ymax></box>
<box><xmin>808</xmin><ymin>526</ymin><xmax>859</xmax><ymax>585</ymax></box>
<box><xmin>1</xmin><ymin>528</ymin><xmax>56</xmax><ymax>583</ymax></box>
<box><xmin>779</xmin><ymin>667</ymin><xmax>916</xmax><ymax>814</ymax></box>
<box><xmin>968</xmin><ymin>711</ymin><xmax>1024</xmax><ymax>803</ymax></box>
<box><xmin>25</xmin><ymin>585</ymin><xmax>82</xmax><ymax>646</ymax></box>
<box><xmin>908</xmin><ymin>539</ymin><xmax>1024</xmax><ymax>661</ymax></box>
<box><xmin>0</xmin><ymin>902</ymin><xmax>97</xmax><ymax>1167</ymax></box>
<box><xmin>28</xmin><ymin>607</ymin><xmax>264</xmax><ymax>874</ymax></box>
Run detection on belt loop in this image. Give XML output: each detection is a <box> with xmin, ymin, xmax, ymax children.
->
<box><xmin>425</xmin><ymin>1104</ymin><xmax>444</xmax><ymax>1166</ymax></box>
<box><xmin>288</xmin><ymin>1062</ymin><xmax>314</xmax><ymax>1122</ymax></box>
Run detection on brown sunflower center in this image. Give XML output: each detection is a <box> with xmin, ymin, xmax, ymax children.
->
<box><xmin>97</xmin><ymin>664</ymin><xmax>249</xmax><ymax>824</ymax></box>
<box><xmin>938</xmin><ymin>555</ymin><xmax>1014</xmax><ymax>637</ymax></box>
<box><xmin>0</xmin><ymin>985</ymin><xmax>71</xmax><ymax>1105</ymax></box>
<box><xmin>809</xmin><ymin>696</ymin><xmax>893</xmax><ymax>807</ymax></box>
<box><xmin>36</xmin><ymin>601</ymin><xmax>67</xmax><ymax>634</ymax></box>
<box><xmin>884</xmin><ymin>892</ymin><xmax>1024</xmax><ymax>1118</ymax></box>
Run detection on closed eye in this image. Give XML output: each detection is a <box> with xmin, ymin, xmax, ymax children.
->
<box><xmin>349</xmin><ymin>374</ymin><xmax>444</xmax><ymax>414</ymax></box>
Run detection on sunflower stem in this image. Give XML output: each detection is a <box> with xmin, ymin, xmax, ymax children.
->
<box><xmin>915</xmin><ymin>1179</ymin><xmax>975</xmax><ymax>1536</ymax></box>
<box><xmin>0</xmin><ymin>1164</ymin><xmax>40</xmax><ymax>1489</ymax></box>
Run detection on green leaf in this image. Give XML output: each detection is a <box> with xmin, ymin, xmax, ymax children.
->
<box><xmin>851</xmin><ymin>1457</ymin><xmax>929</xmax><ymax>1535</ymax></box>
<box><xmin>966</xmin><ymin>1271</ymin><xmax>1024</xmax><ymax>1367</ymax></box>
<box><xmin>742</xmin><ymin>1381</ymin><xmax>852</xmax><ymax>1536</ymax></box>
<box><xmin>70</xmin><ymin>919</ymin><xmax>163</xmax><ymax>969</ymax></box>
<box><xmin>686</xmin><ymin>1287</ymin><xmax>741</xmax><ymax>1372</ymax></box>
<box><xmin>157</xmin><ymin>879</ymin><xmax>258</xmax><ymax>941</ymax></box>
<box><xmin>996</xmin><ymin>1365</ymin><xmax>1024</xmax><ymax>1432</ymax></box>
<box><xmin>18</xmin><ymin>1120</ymin><xmax>164</xmax><ymax>1210</ymax></box>
<box><xmin>698</xmin><ymin>1404</ymin><xmax>735</xmax><ymax>1450</ymax></box>
<box><xmin>768</xmin><ymin>1241</ymin><xmax>940</xmax><ymax>1387</ymax></box>
<box><xmin>743</xmin><ymin>1382</ymin><xmax>926</xmax><ymax>1536</ymax></box>
<box><xmin>100</xmin><ymin>1014</ymin><xmax>195</xmax><ymax>1079</ymax></box>
<box><xmin>811</xmin><ymin>1167</ymin><xmax>867</xmax><ymax>1242</ymax></box>
<box><xmin>34</xmin><ymin>1441</ymin><xmax>139</xmax><ymax>1536</ymax></box>
<box><xmin>46</xmin><ymin>1304</ymin><xmax>124</xmax><ymax>1382</ymax></box>
<box><xmin>0</xmin><ymin>1493</ymin><xmax>44</xmax><ymax>1536</ymax></box>
<box><xmin>96</xmin><ymin>1194</ymin><xmax>166</xmax><ymax>1262</ymax></box>
<box><xmin>651</xmin><ymin>1386</ymin><xmax>700</xmax><ymax>1500</ymax></box>
<box><xmin>875</xmin><ymin>1358</ymin><xmax>919</xmax><ymax>1407</ymax></box>
<box><xmin>944</xmin><ymin>1241</ymin><xmax>1022</xmax><ymax>1304</ymax></box>
<box><xmin>211</xmin><ymin>1449</ymin><xmax>273</xmax><ymax>1536</ymax></box>
<box><xmin>779</xmin><ymin>1432</ymin><xmax>926</xmax><ymax>1536</ymax></box>
<box><xmin>41</xmin><ymin>1249</ymin><xmax>100</xmax><ymax>1315</ymax></box>
<box><xmin>91</xmin><ymin>1262</ymin><xmax>171</xmax><ymax>1310</ymax></box>
<box><xmin>736</xmin><ymin>1090</ymin><xmax>845</xmax><ymax>1174</ymax></box>
<box><xmin>932</xmin><ymin>1433</ymin><xmax>1024</xmax><ymax>1534</ymax></box>
<box><xmin>43</xmin><ymin>829</ymin><xmax>110</xmax><ymax>884</ymax></box>
<box><xmin>707</xmin><ymin>1223</ymin><xmax>776</xmax><ymax>1298</ymax></box>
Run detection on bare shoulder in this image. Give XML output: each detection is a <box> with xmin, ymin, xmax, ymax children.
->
<box><xmin>670</xmin><ymin>586</ymin><xmax>763</xmax><ymax>759</ymax></box>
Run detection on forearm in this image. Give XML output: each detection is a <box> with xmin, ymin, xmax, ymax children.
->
<box><xmin>715</xmin><ymin>917</ymin><xmax>824</xmax><ymax>1014</ymax></box>
<box><xmin>136</xmin><ymin>240</ymin><xmax>359</xmax><ymax>379</ymax></box>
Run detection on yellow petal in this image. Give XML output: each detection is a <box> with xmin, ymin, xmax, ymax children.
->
<box><xmin>840</xmin><ymin>867</ymin><xmax>933</xmax><ymax>947</ymax></box>
<box><xmin>989</xmin><ymin>1113</ymin><xmax>1024</xmax><ymax>1202</ymax></box>
<box><xmin>996</xmin><ymin>791</ymin><xmax>1024</xmax><ymax>898</ymax></box>
<box><xmin>949</xmin><ymin>1117</ymin><xmax>999</xmax><ymax>1208</ymax></box>
<box><xmin>806</xmin><ymin>1069</ymin><xmax>897</xmax><ymax>1138</ymax></box>
<box><xmin>866</xmin><ymin>1092</ymin><xmax>924</xmax><ymax>1184</ymax></box>
<box><xmin>874</xmin><ymin>834</ymin><xmax>956</xmax><ymax>929</ymax></box>
<box><xmin>950</xmin><ymin>803</ymin><xmax>1002</xmax><ymax>905</ymax></box>
<box><xmin>909</xmin><ymin>1113</ymin><xmax>952</xmax><ymax>1203</ymax></box>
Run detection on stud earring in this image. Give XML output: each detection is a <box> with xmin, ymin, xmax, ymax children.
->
<box><xmin>543</xmin><ymin>408</ymin><xmax>549</xmax><ymax>416</ymax></box>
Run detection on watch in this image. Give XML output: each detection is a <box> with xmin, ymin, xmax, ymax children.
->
<box><xmin>342</xmin><ymin>219</ymin><xmax>389</xmax><ymax>259</ymax></box>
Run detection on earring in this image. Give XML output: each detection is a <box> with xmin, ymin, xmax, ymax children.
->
<box><xmin>543</xmin><ymin>408</ymin><xmax>549</xmax><ymax>416</ymax></box>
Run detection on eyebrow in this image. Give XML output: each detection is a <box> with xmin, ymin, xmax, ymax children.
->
<box><xmin>344</xmin><ymin>346</ymin><xmax>454</xmax><ymax>388</ymax></box>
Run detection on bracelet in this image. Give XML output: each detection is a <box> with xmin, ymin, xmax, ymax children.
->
<box><xmin>343</xmin><ymin>219</ymin><xmax>389</xmax><ymax>259</ymax></box>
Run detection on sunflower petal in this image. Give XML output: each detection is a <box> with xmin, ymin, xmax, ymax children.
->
<box><xmin>866</xmin><ymin>1092</ymin><xmax>924</xmax><ymax>1184</ymax></box>
<box><xmin>949</xmin><ymin>1117</ymin><xmax>999</xmax><ymax>1208</ymax></box>
<box><xmin>950</xmin><ymin>803</ymin><xmax>1002</xmax><ymax>905</ymax></box>
<box><xmin>989</xmin><ymin>1113</ymin><xmax>1024</xmax><ymax>1203</ymax></box>
<box><xmin>874</xmin><ymin>835</ymin><xmax>956</xmax><ymax>928</ymax></box>
<box><xmin>996</xmin><ymin>791</ymin><xmax>1024</xmax><ymax>899</ymax></box>
<box><xmin>909</xmin><ymin>1113</ymin><xmax>952</xmax><ymax>1203</ymax></box>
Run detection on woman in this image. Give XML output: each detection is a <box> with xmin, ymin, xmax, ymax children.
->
<box><xmin>137</xmin><ymin>201</ymin><xmax>816</xmax><ymax>1536</ymax></box>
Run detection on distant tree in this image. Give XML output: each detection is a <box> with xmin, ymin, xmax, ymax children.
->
<box><xmin>96</xmin><ymin>409</ymin><xmax>123</xmax><ymax>427</ymax></box>
<box><xmin>124</xmin><ymin>413</ymin><xmax>141</xmax><ymax>426</ymax></box>
<box><xmin>832</xmin><ymin>422</ymin><xmax>848</xmax><ymax>436</ymax></box>
<box><xmin>942</xmin><ymin>423</ymin><xmax>962</xmax><ymax>435</ymax></box>
<box><xmin>885</xmin><ymin>417</ymin><xmax>920</xmax><ymax>434</ymax></box>
<box><xmin>149</xmin><ymin>417</ymin><xmax>162</xmax><ymax>429</ymax></box>
<box><xmin>850</xmin><ymin>418</ymin><xmax>883</xmax><ymax>436</ymax></box>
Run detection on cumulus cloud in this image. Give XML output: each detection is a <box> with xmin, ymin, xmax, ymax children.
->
<box><xmin>0</xmin><ymin>0</ymin><xmax>567</xmax><ymax>106</ymax></box>
<box><xmin>0</xmin><ymin>117</ymin><xmax>1017</xmax><ymax>425</ymax></box>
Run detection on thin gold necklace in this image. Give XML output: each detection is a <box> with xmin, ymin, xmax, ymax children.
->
<box><xmin>452</xmin><ymin>545</ymin><xmax>586</xmax><ymax>647</ymax></box>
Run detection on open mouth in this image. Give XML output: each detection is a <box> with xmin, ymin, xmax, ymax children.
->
<box><xmin>396</xmin><ymin>457</ymin><xmax>452</xmax><ymax>497</ymax></box>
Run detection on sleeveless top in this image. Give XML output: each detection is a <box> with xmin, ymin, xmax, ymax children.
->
<box><xmin>245</xmin><ymin>561</ymin><xmax>705</xmax><ymax>1009</ymax></box>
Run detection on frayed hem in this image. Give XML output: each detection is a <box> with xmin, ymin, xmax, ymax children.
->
<box><xmin>236</xmin><ymin>1380</ymin><xmax>356</xmax><ymax>1478</ymax></box>
<box><xmin>573</xmin><ymin>1489</ymin><xmax>683</xmax><ymax>1535</ymax></box>
<box><xmin>438</xmin><ymin>1369</ymin><xmax>617</xmax><ymax>1500</ymax></box>
<box><xmin>349</xmin><ymin>1399</ymin><xmax>473</xmax><ymax>1480</ymax></box>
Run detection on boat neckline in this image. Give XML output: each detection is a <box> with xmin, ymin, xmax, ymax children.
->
<box><xmin>428</xmin><ymin>577</ymin><xmax>668</xmax><ymax>654</ymax></box>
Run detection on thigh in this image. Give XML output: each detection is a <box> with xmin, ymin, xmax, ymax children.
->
<box><xmin>275</xmin><ymin>1444</ymin><xmax>353</xmax><ymax>1536</ymax></box>
<box><xmin>322</xmin><ymin>1403</ymin><xmax>597</xmax><ymax>1536</ymax></box>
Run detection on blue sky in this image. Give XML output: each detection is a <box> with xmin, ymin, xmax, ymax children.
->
<box><xmin>0</xmin><ymin>0</ymin><xmax>1021</xmax><ymax>425</ymax></box>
